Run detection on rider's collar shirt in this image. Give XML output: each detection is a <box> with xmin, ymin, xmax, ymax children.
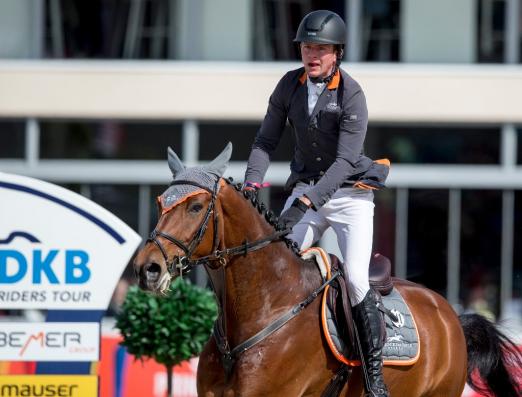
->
<box><xmin>306</xmin><ymin>77</ymin><xmax>326</xmax><ymax>115</ymax></box>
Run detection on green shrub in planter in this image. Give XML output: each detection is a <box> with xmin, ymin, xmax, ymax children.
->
<box><xmin>115</xmin><ymin>278</ymin><xmax>218</xmax><ymax>397</ymax></box>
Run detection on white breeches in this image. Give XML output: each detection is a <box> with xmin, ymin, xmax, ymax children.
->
<box><xmin>283</xmin><ymin>182</ymin><xmax>375</xmax><ymax>306</ymax></box>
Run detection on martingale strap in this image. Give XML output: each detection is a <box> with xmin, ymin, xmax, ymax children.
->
<box><xmin>214</xmin><ymin>271</ymin><xmax>342</xmax><ymax>377</ymax></box>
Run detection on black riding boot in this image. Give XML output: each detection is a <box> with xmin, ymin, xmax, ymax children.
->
<box><xmin>353</xmin><ymin>289</ymin><xmax>389</xmax><ymax>397</ymax></box>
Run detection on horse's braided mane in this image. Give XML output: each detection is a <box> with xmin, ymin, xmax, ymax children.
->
<box><xmin>224</xmin><ymin>177</ymin><xmax>301</xmax><ymax>257</ymax></box>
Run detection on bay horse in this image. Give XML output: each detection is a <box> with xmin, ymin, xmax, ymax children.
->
<box><xmin>134</xmin><ymin>143</ymin><xmax>522</xmax><ymax>397</ymax></box>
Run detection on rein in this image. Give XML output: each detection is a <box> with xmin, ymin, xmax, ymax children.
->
<box><xmin>148</xmin><ymin>177</ymin><xmax>336</xmax><ymax>378</ymax></box>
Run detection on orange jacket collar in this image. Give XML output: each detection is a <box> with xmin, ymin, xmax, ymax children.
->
<box><xmin>299</xmin><ymin>70</ymin><xmax>340</xmax><ymax>90</ymax></box>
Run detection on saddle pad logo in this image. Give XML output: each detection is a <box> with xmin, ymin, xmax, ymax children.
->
<box><xmin>386</xmin><ymin>332</ymin><xmax>404</xmax><ymax>343</ymax></box>
<box><xmin>391</xmin><ymin>309</ymin><xmax>405</xmax><ymax>328</ymax></box>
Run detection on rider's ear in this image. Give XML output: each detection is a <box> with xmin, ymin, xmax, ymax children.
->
<box><xmin>167</xmin><ymin>146</ymin><xmax>186</xmax><ymax>177</ymax></box>
<box><xmin>204</xmin><ymin>142</ymin><xmax>233</xmax><ymax>178</ymax></box>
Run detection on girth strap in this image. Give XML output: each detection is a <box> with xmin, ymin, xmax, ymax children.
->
<box><xmin>321</xmin><ymin>365</ymin><xmax>352</xmax><ymax>397</ymax></box>
<box><xmin>214</xmin><ymin>271</ymin><xmax>342</xmax><ymax>377</ymax></box>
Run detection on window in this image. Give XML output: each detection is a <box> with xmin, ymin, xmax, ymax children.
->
<box><xmin>517</xmin><ymin>0</ymin><xmax>522</xmax><ymax>63</ymax></box>
<box><xmin>149</xmin><ymin>185</ymin><xmax>166</xmax><ymax>231</ymax></box>
<box><xmin>361</xmin><ymin>0</ymin><xmax>401</xmax><ymax>62</ymax></box>
<box><xmin>513</xmin><ymin>191</ymin><xmax>522</xmax><ymax>302</ymax></box>
<box><xmin>460</xmin><ymin>190</ymin><xmax>502</xmax><ymax>316</ymax></box>
<box><xmin>406</xmin><ymin>189</ymin><xmax>449</xmax><ymax>296</ymax></box>
<box><xmin>477</xmin><ymin>0</ymin><xmax>506</xmax><ymax>63</ymax></box>
<box><xmin>373</xmin><ymin>188</ymin><xmax>396</xmax><ymax>263</ymax></box>
<box><xmin>90</xmin><ymin>184</ymin><xmax>140</xmax><ymax>231</ymax></box>
<box><xmin>253</xmin><ymin>0</ymin><xmax>345</xmax><ymax>61</ymax></box>
<box><xmin>44</xmin><ymin>0</ymin><xmax>171</xmax><ymax>59</ymax></box>
<box><xmin>253</xmin><ymin>0</ymin><xmax>402</xmax><ymax>62</ymax></box>
<box><xmin>365</xmin><ymin>125</ymin><xmax>501</xmax><ymax>164</ymax></box>
<box><xmin>517</xmin><ymin>127</ymin><xmax>522</xmax><ymax>164</ymax></box>
<box><xmin>198</xmin><ymin>122</ymin><xmax>295</xmax><ymax>162</ymax></box>
<box><xmin>40</xmin><ymin>120</ymin><xmax>182</xmax><ymax>159</ymax></box>
<box><xmin>0</xmin><ymin>120</ymin><xmax>25</xmax><ymax>158</ymax></box>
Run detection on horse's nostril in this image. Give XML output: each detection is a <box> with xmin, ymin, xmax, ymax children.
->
<box><xmin>145</xmin><ymin>262</ymin><xmax>161</xmax><ymax>282</ymax></box>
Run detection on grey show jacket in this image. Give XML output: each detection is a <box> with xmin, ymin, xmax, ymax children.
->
<box><xmin>245</xmin><ymin>66</ymin><xmax>378</xmax><ymax>209</ymax></box>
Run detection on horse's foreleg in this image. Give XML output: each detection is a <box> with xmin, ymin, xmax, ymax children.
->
<box><xmin>197</xmin><ymin>339</ymin><xmax>226</xmax><ymax>397</ymax></box>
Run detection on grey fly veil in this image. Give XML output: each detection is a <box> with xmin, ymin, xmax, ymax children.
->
<box><xmin>159</xmin><ymin>142</ymin><xmax>233</xmax><ymax>213</ymax></box>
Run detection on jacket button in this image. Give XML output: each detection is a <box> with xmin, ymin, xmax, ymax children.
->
<box><xmin>319</xmin><ymin>171</ymin><xmax>325</xmax><ymax>176</ymax></box>
<box><xmin>316</xmin><ymin>157</ymin><xmax>322</xmax><ymax>162</ymax></box>
<box><xmin>312</xmin><ymin>142</ymin><xmax>318</xmax><ymax>147</ymax></box>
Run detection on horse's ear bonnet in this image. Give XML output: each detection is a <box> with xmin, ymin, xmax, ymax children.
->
<box><xmin>167</xmin><ymin>146</ymin><xmax>186</xmax><ymax>177</ymax></box>
<box><xmin>203</xmin><ymin>142</ymin><xmax>232</xmax><ymax>178</ymax></box>
<box><xmin>159</xmin><ymin>143</ymin><xmax>233</xmax><ymax>213</ymax></box>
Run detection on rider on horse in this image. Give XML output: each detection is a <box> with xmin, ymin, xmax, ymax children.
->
<box><xmin>244</xmin><ymin>10</ymin><xmax>390</xmax><ymax>397</ymax></box>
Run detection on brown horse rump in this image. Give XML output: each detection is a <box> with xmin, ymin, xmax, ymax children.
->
<box><xmin>302</xmin><ymin>248</ymin><xmax>420</xmax><ymax>367</ymax></box>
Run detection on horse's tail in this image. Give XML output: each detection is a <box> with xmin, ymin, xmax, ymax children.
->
<box><xmin>460</xmin><ymin>313</ymin><xmax>522</xmax><ymax>397</ymax></box>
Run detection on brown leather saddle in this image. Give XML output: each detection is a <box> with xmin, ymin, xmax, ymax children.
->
<box><xmin>329</xmin><ymin>252</ymin><xmax>393</xmax><ymax>295</ymax></box>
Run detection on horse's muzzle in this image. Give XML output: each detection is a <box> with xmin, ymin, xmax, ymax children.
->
<box><xmin>138</xmin><ymin>262</ymin><xmax>162</xmax><ymax>291</ymax></box>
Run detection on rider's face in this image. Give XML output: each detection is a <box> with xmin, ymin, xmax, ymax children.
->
<box><xmin>300</xmin><ymin>43</ymin><xmax>337</xmax><ymax>79</ymax></box>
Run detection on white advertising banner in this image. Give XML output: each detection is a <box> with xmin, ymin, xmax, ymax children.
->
<box><xmin>0</xmin><ymin>172</ymin><xmax>142</xmax><ymax>309</ymax></box>
<box><xmin>0</xmin><ymin>322</ymin><xmax>100</xmax><ymax>361</ymax></box>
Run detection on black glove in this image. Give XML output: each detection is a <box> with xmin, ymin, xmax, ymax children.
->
<box><xmin>278</xmin><ymin>198</ymin><xmax>309</xmax><ymax>230</ymax></box>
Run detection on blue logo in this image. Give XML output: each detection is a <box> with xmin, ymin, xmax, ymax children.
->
<box><xmin>0</xmin><ymin>231</ymin><xmax>91</xmax><ymax>284</ymax></box>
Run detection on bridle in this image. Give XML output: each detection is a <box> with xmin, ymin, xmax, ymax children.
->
<box><xmin>147</xmin><ymin>178</ymin><xmax>220</xmax><ymax>277</ymax></box>
<box><xmin>147</xmin><ymin>177</ymin><xmax>287</xmax><ymax>277</ymax></box>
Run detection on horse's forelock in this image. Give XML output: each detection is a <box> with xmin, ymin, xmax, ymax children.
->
<box><xmin>159</xmin><ymin>167</ymin><xmax>218</xmax><ymax>213</ymax></box>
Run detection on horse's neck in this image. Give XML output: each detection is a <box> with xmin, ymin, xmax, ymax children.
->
<box><xmin>207</xmin><ymin>186</ymin><xmax>318</xmax><ymax>344</ymax></box>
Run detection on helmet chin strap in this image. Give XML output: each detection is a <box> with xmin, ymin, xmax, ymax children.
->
<box><xmin>309</xmin><ymin>63</ymin><xmax>337</xmax><ymax>84</ymax></box>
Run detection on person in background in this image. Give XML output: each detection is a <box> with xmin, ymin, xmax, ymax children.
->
<box><xmin>243</xmin><ymin>10</ymin><xmax>390</xmax><ymax>397</ymax></box>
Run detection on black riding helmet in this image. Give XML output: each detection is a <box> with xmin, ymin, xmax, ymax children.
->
<box><xmin>293</xmin><ymin>10</ymin><xmax>346</xmax><ymax>45</ymax></box>
<box><xmin>294</xmin><ymin>10</ymin><xmax>346</xmax><ymax>83</ymax></box>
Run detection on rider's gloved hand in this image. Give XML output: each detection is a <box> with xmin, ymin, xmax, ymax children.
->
<box><xmin>278</xmin><ymin>197</ymin><xmax>311</xmax><ymax>230</ymax></box>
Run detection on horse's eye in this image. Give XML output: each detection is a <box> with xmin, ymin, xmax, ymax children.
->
<box><xmin>189</xmin><ymin>203</ymin><xmax>203</xmax><ymax>213</ymax></box>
